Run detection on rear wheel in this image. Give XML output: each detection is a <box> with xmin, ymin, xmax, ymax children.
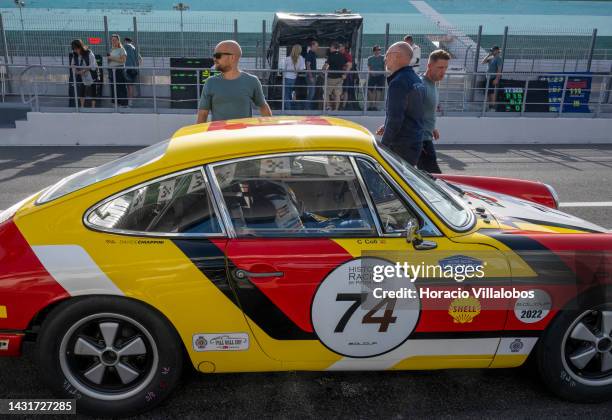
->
<box><xmin>36</xmin><ymin>297</ymin><xmax>183</xmax><ymax>416</ymax></box>
<box><xmin>538</xmin><ymin>291</ymin><xmax>612</xmax><ymax>402</ymax></box>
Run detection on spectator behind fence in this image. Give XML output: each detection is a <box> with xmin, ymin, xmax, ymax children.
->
<box><xmin>482</xmin><ymin>45</ymin><xmax>503</xmax><ymax>110</ymax></box>
<box><xmin>417</xmin><ymin>49</ymin><xmax>451</xmax><ymax>174</ymax></box>
<box><xmin>283</xmin><ymin>44</ymin><xmax>306</xmax><ymax>111</ymax></box>
<box><xmin>123</xmin><ymin>37</ymin><xmax>142</xmax><ymax>107</ymax></box>
<box><xmin>107</xmin><ymin>34</ymin><xmax>128</xmax><ymax>107</ymax></box>
<box><xmin>338</xmin><ymin>42</ymin><xmax>353</xmax><ymax>110</ymax></box>
<box><xmin>367</xmin><ymin>45</ymin><xmax>385</xmax><ymax>111</ymax></box>
<box><xmin>376</xmin><ymin>41</ymin><xmax>425</xmax><ymax>166</ymax></box>
<box><xmin>197</xmin><ymin>40</ymin><xmax>272</xmax><ymax>123</ymax></box>
<box><xmin>304</xmin><ymin>40</ymin><xmax>319</xmax><ymax>110</ymax></box>
<box><xmin>404</xmin><ymin>35</ymin><xmax>421</xmax><ymax>71</ymax></box>
<box><xmin>70</xmin><ymin>39</ymin><xmax>98</xmax><ymax>108</ymax></box>
<box><xmin>323</xmin><ymin>41</ymin><xmax>347</xmax><ymax>111</ymax></box>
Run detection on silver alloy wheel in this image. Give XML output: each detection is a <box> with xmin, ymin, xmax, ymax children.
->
<box><xmin>561</xmin><ymin>307</ymin><xmax>612</xmax><ymax>386</ymax></box>
<box><xmin>58</xmin><ymin>312</ymin><xmax>159</xmax><ymax>401</ymax></box>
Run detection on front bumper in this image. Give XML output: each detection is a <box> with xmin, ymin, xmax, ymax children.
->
<box><xmin>0</xmin><ymin>332</ymin><xmax>25</xmax><ymax>356</ymax></box>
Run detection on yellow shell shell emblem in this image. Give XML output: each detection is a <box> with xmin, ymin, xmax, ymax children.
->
<box><xmin>448</xmin><ymin>297</ymin><xmax>481</xmax><ymax>324</ymax></box>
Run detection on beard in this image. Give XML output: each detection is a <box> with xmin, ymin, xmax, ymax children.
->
<box><xmin>214</xmin><ymin>62</ymin><xmax>227</xmax><ymax>72</ymax></box>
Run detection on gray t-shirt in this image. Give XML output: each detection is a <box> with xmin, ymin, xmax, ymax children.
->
<box><xmin>421</xmin><ymin>75</ymin><xmax>438</xmax><ymax>142</ymax></box>
<box><xmin>198</xmin><ymin>72</ymin><xmax>266</xmax><ymax>121</ymax></box>
<box><xmin>367</xmin><ymin>55</ymin><xmax>385</xmax><ymax>72</ymax></box>
<box><xmin>487</xmin><ymin>55</ymin><xmax>503</xmax><ymax>75</ymax></box>
<box><xmin>125</xmin><ymin>43</ymin><xmax>139</xmax><ymax>68</ymax></box>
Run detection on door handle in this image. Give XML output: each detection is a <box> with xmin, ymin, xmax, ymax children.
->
<box><xmin>233</xmin><ymin>269</ymin><xmax>284</xmax><ymax>280</ymax></box>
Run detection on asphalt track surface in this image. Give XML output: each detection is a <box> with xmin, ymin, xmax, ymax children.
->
<box><xmin>1</xmin><ymin>144</ymin><xmax>611</xmax><ymax>419</ymax></box>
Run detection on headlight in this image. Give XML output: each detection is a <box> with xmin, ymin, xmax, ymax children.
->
<box><xmin>543</xmin><ymin>183</ymin><xmax>559</xmax><ymax>209</ymax></box>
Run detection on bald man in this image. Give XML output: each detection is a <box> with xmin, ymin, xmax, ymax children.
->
<box><xmin>197</xmin><ymin>40</ymin><xmax>272</xmax><ymax>123</ymax></box>
<box><xmin>376</xmin><ymin>42</ymin><xmax>425</xmax><ymax>165</ymax></box>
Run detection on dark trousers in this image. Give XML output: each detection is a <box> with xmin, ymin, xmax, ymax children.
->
<box><xmin>108</xmin><ymin>68</ymin><xmax>128</xmax><ymax>106</ymax></box>
<box><xmin>417</xmin><ymin>141</ymin><xmax>442</xmax><ymax>173</ymax></box>
<box><xmin>384</xmin><ymin>141</ymin><xmax>423</xmax><ymax>166</ymax></box>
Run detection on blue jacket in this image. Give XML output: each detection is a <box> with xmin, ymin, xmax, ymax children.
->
<box><xmin>381</xmin><ymin>66</ymin><xmax>425</xmax><ymax>154</ymax></box>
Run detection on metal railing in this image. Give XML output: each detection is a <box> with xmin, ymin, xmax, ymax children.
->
<box><xmin>0</xmin><ymin>63</ymin><xmax>610</xmax><ymax>118</ymax></box>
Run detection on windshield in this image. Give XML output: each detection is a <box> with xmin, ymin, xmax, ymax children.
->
<box><xmin>377</xmin><ymin>145</ymin><xmax>473</xmax><ymax>230</ymax></box>
<box><xmin>37</xmin><ymin>140</ymin><xmax>170</xmax><ymax>204</ymax></box>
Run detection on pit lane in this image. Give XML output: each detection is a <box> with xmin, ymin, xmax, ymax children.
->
<box><xmin>1</xmin><ymin>144</ymin><xmax>611</xmax><ymax>418</ymax></box>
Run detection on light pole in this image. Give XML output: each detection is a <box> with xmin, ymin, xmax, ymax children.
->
<box><xmin>14</xmin><ymin>0</ymin><xmax>27</xmax><ymax>64</ymax></box>
<box><xmin>173</xmin><ymin>2</ymin><xmax>189</xmax><ymax>58</ymax></box>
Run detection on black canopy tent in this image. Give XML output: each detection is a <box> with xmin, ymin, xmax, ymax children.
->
<box><xmin>267</xmin><ymin>12</ymin><xmax>364</xmax><ymax>69</ymax></box>
<box><xmin>266</xmin><ymin>13</ymin><xmax>364</xmax><ymax>110</ymax></box>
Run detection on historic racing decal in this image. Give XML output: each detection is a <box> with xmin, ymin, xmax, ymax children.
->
<box><xmin>192</xmin><ymin>333</ymin><xmax>249</xmax><ymax>352</ymax></box>
<box><xmin>311</xmin><ymin>258</ymin><xmax>420</xmax><ymax>358</ymax></box>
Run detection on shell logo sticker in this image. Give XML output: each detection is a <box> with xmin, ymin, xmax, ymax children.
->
<box><xmin>311</xmin><ymin>258</ymin><xmax>420</xmax><ymax>358</ymax></box>
<box><xmin>448</xmin><ymin>297</ymin><xmax>481</xmax><ymax>324</ymax></box>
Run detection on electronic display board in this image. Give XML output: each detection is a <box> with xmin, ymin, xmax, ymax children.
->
<box><xmin>538</xmin><ymin>74</ymin><xmax>592</xmax><ymax>113</ymax></box>
<box><xmin>495</xmin><ymin>79</ymin><xmax>549</xmax><ymax>113</ymax></box>
<box><xmin>170</xmin><ymin>58</ymin><xmax>216</xmax><ymax>109</ymax></box>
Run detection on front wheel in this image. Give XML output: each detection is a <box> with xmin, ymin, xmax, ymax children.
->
<box><xmin>538</xmin><ymin>292</ymin><xmax>612</xmax><ymax>403</ymax></box>
<box><xmin>36</xmin><ymin>296</ymin><xmax>184</xmax><ymax>416</ymax></box>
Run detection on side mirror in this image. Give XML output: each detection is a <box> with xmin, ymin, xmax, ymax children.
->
<box><xmin>405</xmin><ymin>219</ymin><xmax>437</xmax><ymax>250</ymax></box>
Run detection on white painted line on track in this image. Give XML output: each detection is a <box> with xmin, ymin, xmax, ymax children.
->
<box><xmin>559</xmin><ymin>201</ymin><xmax>612</xmax><ymax>208</ymax></box>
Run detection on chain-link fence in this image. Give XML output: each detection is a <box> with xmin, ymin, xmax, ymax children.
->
<box><xmin>0</xmin><ymin>11</ymin><xmax>610</xmax><ymax>73</ymax></box>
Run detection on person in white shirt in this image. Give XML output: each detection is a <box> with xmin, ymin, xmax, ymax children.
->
<box><xmin>404</xmin><ymin>35</ymin><xmax>421</xmax><ymax>71</ymax></box>
<box><xmin>107</xmin><ymin>34</ymin><xmax>128</xmax><ymax>107</ymax></box>
<box><xmin>283</xmin><ymin>44</ymin><xmax>305</xmax><ymax>111</ymax></box>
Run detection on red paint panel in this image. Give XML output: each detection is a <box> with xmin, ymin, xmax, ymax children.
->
<box><xmin>435</xmin><ymin>174</ymin><xmax>556</xmax><ymax>208</ymax></box>
<box><xmin>0</xmin><ymin>333</ymin><xmax>24</xmax><ymax>357</ymax></box>
<box><xmin>224</xmin><ymin>239</ymin><xmax>353</xmax><ymax>332</ymax></box>
<box><xmin>0</xmin><ymin>220</ymin><xmax>69</xmax><ymax>331</ymax></box>
<box><xmin>522</xmin><ymin>233</ymin><xmax>612</xmax><ymax>288</ymax></box>
<box><xmin>206</xmin><ymin>116</ymin><xmax>332</xmax><ymax>132</ymax></box>
<box><xmin>414</xmin><ymin>286</ymin><xmax>509</xmax><ymax>332</ymax></box>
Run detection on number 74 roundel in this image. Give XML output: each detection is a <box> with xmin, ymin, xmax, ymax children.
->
<box><xmin>311</xmin><ymin>258</ymin><xmax>420</xmax><ymax>358</ymax></box>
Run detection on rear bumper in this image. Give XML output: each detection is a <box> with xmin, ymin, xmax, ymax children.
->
<box><xmin>0</xmin><ymin>332</ymin><xmax>25</xmax><ymax>356</ymax></box>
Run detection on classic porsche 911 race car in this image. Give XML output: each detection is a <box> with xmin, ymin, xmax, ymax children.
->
<box><xmin>0</xmin><ymin>116</ymin><xmax>610</xmax><ymax>415</ymax></box>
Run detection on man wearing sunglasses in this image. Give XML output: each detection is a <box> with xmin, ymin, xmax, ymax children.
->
<box><xmin>197</xmin><ymin>40</ymin><xmax>272</xmax><ymax>123</ymax></box>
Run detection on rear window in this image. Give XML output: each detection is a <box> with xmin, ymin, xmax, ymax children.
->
<box><xmin>36</xmin><ymin>141</ymin><xmax>169</xmax><ymax>204</ymax></box>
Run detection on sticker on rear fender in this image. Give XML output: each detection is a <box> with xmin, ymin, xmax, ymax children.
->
<box><xmin>0</xmin><ymin>339</ymin><xmax>8</xmax><ymax>351</ymax></box>
<box><xmin>514</xmin><ymin>289</ymin><xmax>552</xmax><ymax>323</ymax></box>
<box><xmin>192</xmin><ymin>333</ymin><xmax>249</xmax><ymax>352</ymax></box>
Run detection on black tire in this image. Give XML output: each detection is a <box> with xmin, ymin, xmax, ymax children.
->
<box><xmin>36</xmin><ymin>296</ymin><xmax>184</xmax><ymax>416</ymax></box>
<box><xmin>537</xmin><ymin>288</ymin><xmax>612</xmax><ymax>403</ymax></box>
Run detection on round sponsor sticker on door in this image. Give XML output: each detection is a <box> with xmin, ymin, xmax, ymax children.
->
<box><xmin>311</xmin><ymin>258</ymin><xmax>420</xmax><ymax>358</ymax></box>
<box><xmin>514</xmin><ymin>289</ymin><xmax>552</xmax><ymax>324</ymax></box>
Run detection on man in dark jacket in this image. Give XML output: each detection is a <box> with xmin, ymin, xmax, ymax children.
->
<box><xmin>376</xmin><ymin>42</ymin><xmax>425</xmax><ymax>165</ymax></box>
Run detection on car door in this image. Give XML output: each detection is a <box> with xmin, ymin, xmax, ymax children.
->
<box><xmin>208</xmin><ymin>153</ymin><xmax>512</xmax><ymax>366</ymax></box>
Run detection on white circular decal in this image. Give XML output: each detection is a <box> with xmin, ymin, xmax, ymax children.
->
<box><xmin>311</xmin><ymin>258</ymin><xmax>420</xmax><ymax>358</ymax></box>
<box><xmin>514</xmin><ymin>289</ymin><xmax>552</xmax><ymax>324</ymax></box>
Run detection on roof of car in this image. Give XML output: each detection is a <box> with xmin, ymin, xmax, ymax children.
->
<box><xmin>167</xmin><ymin>116</ymin><xmax>376</xmax><ymax>165</ymax></box>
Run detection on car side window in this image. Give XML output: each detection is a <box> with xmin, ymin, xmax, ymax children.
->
<box><xmin>86</xmin><ymin>169</ymin><xmax>223</xmax><ymax>235</ymax></box>
<box><xmin>212</xmin><ymin>155</ymin><xmax>377</xmax><ymax>238</ymax></box>
<box><xmin>356</xmin><ymin>158</ymin><xmax>418</xmax><ymax>234</ymax></box>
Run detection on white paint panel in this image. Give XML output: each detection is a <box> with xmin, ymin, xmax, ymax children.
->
<box><xmin>32</xmin><ymin>245</ymin><xmax>124</xmax><ymax>296</ymax></box>
<box><xmin>327</xmin><ymin>338</ymin><xmax>500</xmax><ymax>371</ymax></box>
<box><xmin>496</xmin><ymin>337</ymin><xmax>539</xmax><ymax>356</ymax></box>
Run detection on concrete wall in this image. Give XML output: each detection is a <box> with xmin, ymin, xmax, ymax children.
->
<box><xmin>0</xmin><ymin>112</ymin><xmax>611</xmax><ymax>146</ymax></box>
